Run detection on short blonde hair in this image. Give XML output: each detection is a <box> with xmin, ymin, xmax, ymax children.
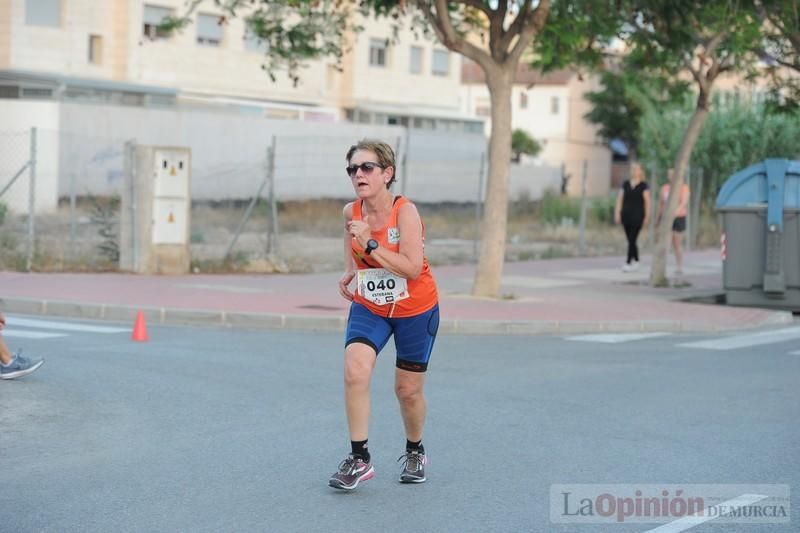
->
<box><xmin>346</xmin><ymin>139</ymin><xmax>396</xmax><ymax>189</ymax></box>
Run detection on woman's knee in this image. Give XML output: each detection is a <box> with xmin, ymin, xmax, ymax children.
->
<box><xmin>395</xmin><ymin>380</ymin><xmax>424</xmax><ymax>403</ymax></box>
<box><xmin>344</xmin><ymin>344</ymin><xmax>374</xmax><ymax>388</ymax></box>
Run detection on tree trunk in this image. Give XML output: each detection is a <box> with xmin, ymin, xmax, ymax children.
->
<box><xmin>649</xmin><ymin>94</ymin><xmax>710</xmax><ymax>286</ymax></box>
<box><xmin>472</xmin><ymin>70</ymin><xmax>514</xmax><ymax>297</ymax></box>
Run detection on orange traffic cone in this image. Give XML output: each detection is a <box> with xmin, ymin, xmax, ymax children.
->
<box><xmin>132</xmin><ymin>311</ymin><xmax>149</xmax><ymax>342</ymax></box>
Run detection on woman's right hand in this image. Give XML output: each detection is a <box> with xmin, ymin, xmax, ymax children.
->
<box><xmin>614</xmin><ymin>212</ymin><xmax>621</xmax><ymax>225</ymax></box>
<box><xmin>339</xmin><ymin>271</ymin><xmax>355</xmax><ymax>301</ymax></box>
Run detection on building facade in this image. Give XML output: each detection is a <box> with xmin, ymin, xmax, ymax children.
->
<box><xmin>461</xmin><ymin>61</ymin><xmax>612</xmax><ymax>197</ymax></box>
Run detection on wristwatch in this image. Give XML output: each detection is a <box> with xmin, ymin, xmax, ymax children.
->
<box><xmin>365</xmin><ymin>239</ymin><xmax>379</xmax><ymax>255</ymax></box>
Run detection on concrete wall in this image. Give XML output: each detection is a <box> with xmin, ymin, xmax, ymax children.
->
<box><xmin>0</xmin><ymin>100</ymin><xmax>60</xmax><ymax>212</ymax></box>
<box><xmin>1</xmin><ymin>100</ymin><xmax>572</xmax><ymax>209</ymax></box>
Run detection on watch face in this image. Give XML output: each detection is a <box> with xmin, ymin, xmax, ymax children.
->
<box><xmin>366</xmin><ymin>239</ymin><xmax>378</xmax><ymax>254</ymax></box>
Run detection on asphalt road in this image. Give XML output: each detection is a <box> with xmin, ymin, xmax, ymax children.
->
<box><xmin>1</xmin><ymin>317</ymin><xmax>798</xmax><ymax>533</ymax></box>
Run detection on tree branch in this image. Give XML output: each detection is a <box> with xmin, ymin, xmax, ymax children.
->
<box><xmin>508</xmin><ymin>0</ymin><xmax>549</xmax><ymax>65</ymax></box>
<box><xmin>414</xmin><ymin>0</ymin><xmax>491</xmax><ymax>68</ymax></box>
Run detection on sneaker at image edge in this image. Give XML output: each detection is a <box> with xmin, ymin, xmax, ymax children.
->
<box><xmin>328</xmin><ymin>454</ymin><xmax>374</xmax><ymax>490</ymax></box>
<box><xmin>398</xmin><ymin>450</ymin><xmax>427</xmax><ymax>483</ymax></box>
<box><xmin>0</xmin><ymin>352</ymin><xmax>45</xmax><ymax>380</ymax></box>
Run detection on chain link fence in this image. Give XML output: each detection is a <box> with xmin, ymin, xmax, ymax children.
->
<box><xmin>1</xmin><ymin>124</ymin><xmax>622</xmax><ymax>273</ymax></box>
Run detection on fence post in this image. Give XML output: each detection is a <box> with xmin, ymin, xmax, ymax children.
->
<box><xmin>400</xmin><ymin>128</ymin><xmax>409</xmax><ymax>197</ymax></box>
<box><xmin>267</xmin><ymin>135</ymin><xmax>278</xmax><ymax>254</ymax></box>
<box><xmin>578</xmin><ymin>159</ymin><xmax>588</xmax><ymax>255</ymax></box>
<box><xmin>123</xmin><ymin>140</ymin><xmax>138</xmax><ymax>270</ymax></box>
<box><xmin>69</xmin><ymin>172</ymin><xmax>76</xmax><ymax>263</ymax></box>
<box><xmin>474</xmin><ymin>150</ymin><xmax>485</xmax><ymax>261</ymax></box>
<box><xmin>25</xmin><ymin>127</ymin><xmax>37</xmax><ymax>271</ymax></box>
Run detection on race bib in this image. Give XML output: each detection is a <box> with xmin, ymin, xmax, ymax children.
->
<box><xmin>357</xmin><ymin>268</ymin><xmax>409</xmax><ymax>306</ymax></box>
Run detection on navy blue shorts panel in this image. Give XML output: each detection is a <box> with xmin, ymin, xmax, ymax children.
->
<box><xmin>672</xmin><ymin>216</ymin><xmax>687</xmax><ymax>232</ymax></box>
<box><xmin>344</xmin><ymin>303</ymin><xmax>439</xmax><ymax>373</ymax></box>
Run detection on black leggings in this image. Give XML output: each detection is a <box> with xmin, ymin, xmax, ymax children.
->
<box><xmin>623</xmin><ymin>220</ymin><xmax>643</xmax><ymax>263</ymax></box>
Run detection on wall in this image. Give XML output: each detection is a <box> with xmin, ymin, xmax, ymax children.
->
<box><xmin>130</xmin><ymin>0</ymin><xmax>328</xmax><ymax>104</ymax></box>
<box><xmin>0</xmin><ymin>100</ymin><xmax>60</xmax><ymax>213</ymax></box>
<box><xmin>54</xmin><ymin>101</ymin><xmax>495</xmax><ymax>203</ymax></box>
<box><xmin>0</xmin><ymin>0</ymin><xmax>11</xmax><ymax>68</ymax></box>
<box><xmin>339</xmin><ymin>13</ymin><xmax>464</xmax><ymax>113</ymax></box>
<box><xmin>9</xmin><ymin>0</ymin><xmax>123</xmax><ymax>79</ymax></box>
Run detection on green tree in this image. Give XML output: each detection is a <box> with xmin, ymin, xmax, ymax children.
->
<box><xmin>756</xmin><ymin>0</ymin><xmax>800</xmax><ymax>109</ymax></box>
<box><xmin>583</xmin><ymin>69</ymin><xmax>687</xmax><ymax>161</ymax></box>
<box><xmin>621</xmin><ymin>0</ymin><xmax>763</xmax><ymax>286</ymax></box>
<box><xmin>638</xmin><ymin>100</ymin><xmax>800</xmax><ymax>199</ymax></box>
<box><xmin>164</xmin><ymin>0</ymin><xmax>560</xmax><ymax>298</ymax></box>
<box><xmin>511</xmin><ymin>129</ymin><xmax>541</xmax><ymax>162</ymax></box>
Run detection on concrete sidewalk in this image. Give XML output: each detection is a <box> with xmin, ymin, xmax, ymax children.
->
<box><xmin>0</xmin><ymin>249</ymin><xmax>794</xmax><ymax>334</ymax></box>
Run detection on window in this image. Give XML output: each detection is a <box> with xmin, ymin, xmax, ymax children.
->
<box><xmin>197</xmin><ymin>14</ymin><xmax>223</xmax><ymax>46</ymax></box>
<box><xmin>26</xmin><ymin>0</ymin><xmax>60</xmax><ymax>27</ymax></box>
<box><xmin>243</xmin><ymin>24</ymin><xmax>268</xmax><ymax>52</ymax></box>
<box><xmin>409</xmin><ymin>46</ymin><xmax>423</xmax><ymax>74</ymax></box>
<box><xmin>88</xmin><ymin>35</ymin><xmax>103</xmax><ymax>65</ymax></box>
<box><xmin>20</xmin><ymin>87</ymin><xmax>53</xmax><ymax>99</ymax></box>
<box><xmin>369</xmin><ymin>39</ymin><xmax>387</xmax><ymax>67</ymax></box>
<box><xmin>475</xmin><ymin>98</ymin><xmax>490</xmax><ymax>117</ymax></box>
<box><xmin>143</xmin><ymin>5</ymin><xmax>172</xmax><ymax>40</ymax></box>
<box><xmin>520</xmin><ymin>91</ymin><xmax>528</xmax><ymax>109</ymax></box>
<box><xmin>432</xmin><ymin>49</ymin><xmax>449</xmax><ymax>76</ymax></box>
<box><xmin>550</xmin><ymin>96</ymin><xmax>560</xmax><ymax>114</ymax></box>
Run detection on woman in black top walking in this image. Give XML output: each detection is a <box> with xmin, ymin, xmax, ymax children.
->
<box><xmin>614</xmin><ymin>163</ymin><xmax>651</xmax><ymax>272</ymax></box>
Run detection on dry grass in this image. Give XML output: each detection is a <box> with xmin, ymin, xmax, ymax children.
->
<box><xmin>0</xmin><ymin>196</ymin><xmax>721</xmax><ymax>273</ymax></box>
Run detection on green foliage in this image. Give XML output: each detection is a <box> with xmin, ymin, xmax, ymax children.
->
<box><xmin>590</xmin><ymin>195</ymin><xmax>617</xmax><ymax>226</ymax></box>
<box><xmin>0</xmin><ymin>202</ymin><xmax>7</xmax><ymax>226</ymax></box>
<box><xmin>531</xmin><ymin>0</ymin><xmax>622</xmax><ymax>73</ymax></box>
<box><xmin>87</xmin><ymin>195</ymin><xmax>120</xmax><ymax>263</ymax></box>
<box><xmin>583</xmin><ymin>70</ymin><xmax>688</xmax><ymax>159</ymax></box>
<box><xmin>638</xmin><ymin>102</ymin><xmax>800</xmax><ymax>199</ymax></box>
<box><xmin>511</xmin><ymin>129</ymin><xmax>541</xmax><ymax>162</ymax></box>
<box><xmin>537</xmin><ymin>191</ymin><xmax>580</xmax><ymax>226</ymax></box>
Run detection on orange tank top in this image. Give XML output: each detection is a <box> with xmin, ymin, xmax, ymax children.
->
<box><xmin>351</xmin><ymin>196</ymin><xmax>438</xmax><ymax>318</ymax></box>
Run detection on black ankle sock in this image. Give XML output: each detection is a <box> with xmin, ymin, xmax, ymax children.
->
<box><xmin>351</xmin><ymin>439</ymin><xmax>370</xmax><ymax>462</ymax></box>
<box><xmin>406</xmin><ymin>439</ymin><xmax>424</xmax><ymax>453</ymax></box>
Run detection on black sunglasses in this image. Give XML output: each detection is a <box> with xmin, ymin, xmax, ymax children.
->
<box><xmin>346</xmin><ymin>161</ymin><xmax>384</xmax><ymax>178</ymax></box>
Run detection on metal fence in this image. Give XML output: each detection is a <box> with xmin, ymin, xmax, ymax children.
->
<box><xmin>1</xmin><ymin>125</ymin><xmax>620</xmax><ymax>272</ymax></box>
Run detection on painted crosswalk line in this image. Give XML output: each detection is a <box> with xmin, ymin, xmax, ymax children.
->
<box><xmin>643</xmin><ymin>493</ymin><xmax>769</xmax><ymax>533</ymax></box>
<box><xmin>678</xmin><ymin>326</ymin><xmax>800</xmax><ymax>351</ymax></box>
<box><xmin>4</xmin><ymin>317</ymin><xmax>128</xmax><ymax>334</ymax></box>
<box><xmin>565</xmin><ymin>333</ymin><xmax>671</xmax><ymax>344</ymax></box>
<box><xmin>1</xmin><ymin>330</ymin><xmax>68</xmax><ymax>339</ymax></box>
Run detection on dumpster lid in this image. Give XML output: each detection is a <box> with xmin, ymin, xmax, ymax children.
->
<box><xmin>716</xmin><ymin>159</ymin><xmax>800</xmax><ymax>210</ymax></box>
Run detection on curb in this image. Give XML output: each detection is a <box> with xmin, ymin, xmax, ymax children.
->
<box><xmin>1</xmin><ymin>297</ymin><xmax>795</xmax><ymax>336</ymax></box>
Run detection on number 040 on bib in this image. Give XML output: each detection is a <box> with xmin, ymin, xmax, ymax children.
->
<box><xmin>357</xmin><ymin>268</ymin><xmax>409</xmax><ymax>306</ymax></box>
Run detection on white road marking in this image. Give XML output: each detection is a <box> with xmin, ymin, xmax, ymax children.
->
<box><xmin>500</xmin><ymin>275</ymin><xmax>585</xmax><ymax>289</ymax></box>
<box><xmin>565</xmin><ymin>333</ymin><xmax>671</xmax><ymax>343</ymax></box>
<box><xmin>642</xmin><ymin>493</ymin><xmax>769</xmax><ymax>533</ymax></box>
<box><xmin>678</xmin><ymin>326</ymin><xmax>800</xmax><ymax>351</ymax></box>
<box><xmin>1</xmin><ymin>330</ymin><xmax>67</xmax><ymax>339</ymax></box>
<box><xmin>176</xmin><ymin>283</ymin><xmax>272</xmax><ymax>294</ymax></box>
<box><xmin>5</xmin><ymin>317</ymin><xmax>128</xmax><ymax>333</ymax></box>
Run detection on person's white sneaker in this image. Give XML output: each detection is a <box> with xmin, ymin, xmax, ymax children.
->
<box><xmin>622</xmin><ymin>261</ymin><xmax>639</xmax><ymax>272</ymax></box>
